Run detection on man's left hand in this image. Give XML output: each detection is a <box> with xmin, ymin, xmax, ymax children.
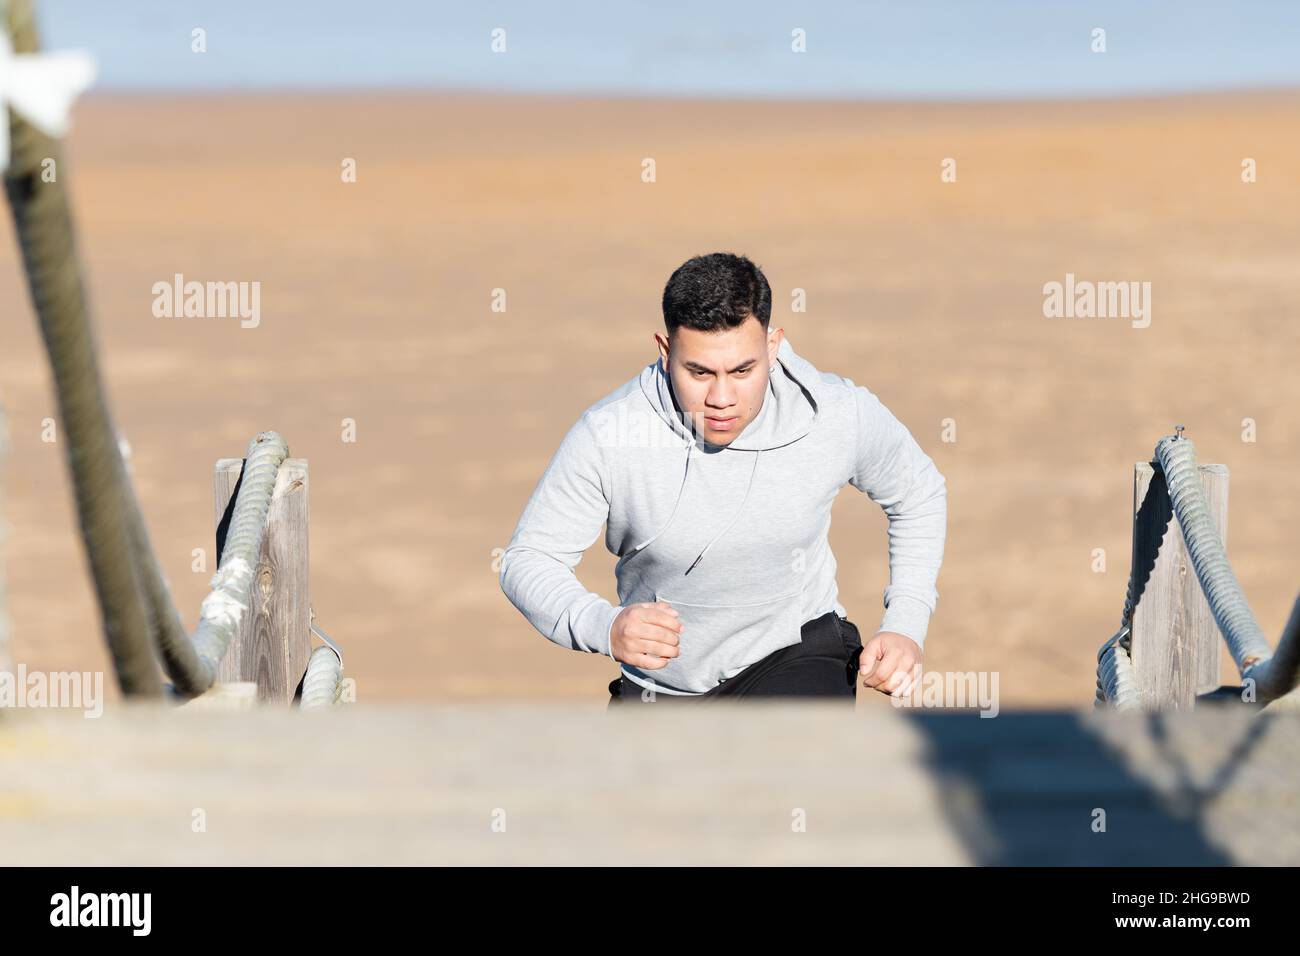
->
<box><xmin>859</xmin><ymin>631</ymin><xmax>922</xmax><ymax>698</ymax></box>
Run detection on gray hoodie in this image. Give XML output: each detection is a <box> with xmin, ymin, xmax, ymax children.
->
<box><xmin>499</xmin><ymin>336</ymin><xmax>947</xmax><ymax>696</ymax></box>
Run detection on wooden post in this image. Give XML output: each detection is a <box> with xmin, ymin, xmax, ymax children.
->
<box><xmin>1131</xmin><ymin>461</ymin><xmax>1226</xmax><ymax>709</ymax></box>
<box><xmin>213</xmin><ymin>456</ymin><xmax>310</xmax><ymax>704</ymax></box>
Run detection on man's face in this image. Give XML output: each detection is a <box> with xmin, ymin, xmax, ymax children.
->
<box><xmin>655</xmin><ymin>315</ymin><xmax>783</xmax><ymax>446</ymax></box>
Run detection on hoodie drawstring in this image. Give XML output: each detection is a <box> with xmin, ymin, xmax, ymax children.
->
<box><xmin>630</xmin><ymin>437</ymin><xmax>696</xmax><ymax>554</ymax></box>
<box><xmin>685</xmin><ymin>449</ymin><xmax>761</xmax><ymax>575</ymax></box>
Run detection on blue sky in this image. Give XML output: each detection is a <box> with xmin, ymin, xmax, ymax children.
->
<box><xmin>36</xmin><ymin>0</ymin><xmax>1300</xmax><ymax>98</ymax></box>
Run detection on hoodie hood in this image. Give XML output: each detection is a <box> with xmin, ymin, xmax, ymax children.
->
<box><xmin>632</xmin><ymin>336</ymin><xmax>821</xmax><ymax>573</ymax></box>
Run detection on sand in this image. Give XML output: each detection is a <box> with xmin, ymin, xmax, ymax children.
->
<box><xmin>1</xmin><ymin>90</ymin><xmax>1298</xmax><ymax>706</ymax></box>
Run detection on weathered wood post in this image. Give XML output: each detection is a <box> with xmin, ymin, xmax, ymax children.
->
<box><xmin>1130</xmin><ymin>460</ymin><xmax>1226</xmax><ymax>709</ymax></box>
<box><xmin>213</xmin><ymin>455</ymin><xmax>310</xmax><ymax>704</ymax></box>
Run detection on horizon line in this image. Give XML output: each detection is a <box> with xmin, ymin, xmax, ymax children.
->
<box><xmin>77</xmin><ymin>83</ymin><xmax>1300</xmax><ymax>107</ymax></box>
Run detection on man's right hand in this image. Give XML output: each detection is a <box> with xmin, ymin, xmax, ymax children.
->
<box><xmin>611</xmin><ymin>602</ymin><xmax>683</xmax><ymax>669</ymax></box>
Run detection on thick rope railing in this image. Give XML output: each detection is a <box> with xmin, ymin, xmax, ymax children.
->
<box><xmin>300</xmin><ymin>646</ymin><xmax>343</xmax><ymax>709</ymax></box>
<box><xmin>1157</xmin><ymin>434</ymin><xmax>1277</xmax><ymax>686</ymax></box>
<box><xmin>168</xmin><ymin>432</ymin><xmax>289</xmax><ymax>694</ymax></box>
<box><xmin>299</xmin><ymin>613</ymin><xmax>345</xmax><ymax>709</ymax></box>
<box><xmin>2</xmin><ymin>0</ymin><xmax>305</xmax><ymax>702</ymax></box>
<box><xmin>1095</xmin><ymin>626</ymin><xmax>1140</xmax><ymax>711</ymax></box>
<box><xmin>1097</xmin><ymin>430</ymin><xmax>1300</xmax><ymax>709</ymax></box>
<box><xmin>1260</xmin><ymin>599</ymin><xmax>1300</xmax><ymax>711</ymax></box>
<box><xmin>113</xmin><ymin>429</ymin><xmax>291</xmax><ymax>698</ymax></box>
<box><xmin>3</xmin><ymin>0</ymin><xmax>161</xmax><ymax>695</ymax></box>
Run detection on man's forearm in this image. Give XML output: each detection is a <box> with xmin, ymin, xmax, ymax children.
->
<box><xmin>500</xmin><ymin>544</ymin><xmax>621</xmax><ymax>658</ymax></box>
<box><xmin>877</xmin><ymin>465</ymin><xmax>947</xmax><ymax>647</ymax></box>
<box><xmin>500</xmin><ymin>413</ymin><xmax>622</xmax><ymax>659</ymax></box>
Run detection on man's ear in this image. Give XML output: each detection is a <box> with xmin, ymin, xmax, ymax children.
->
<box><xmin>654</xmin><ymin>332</ymin><xmax>670</xmax><ymax>365</ymax></box>
<box><xmin>767</xmin><ymin>327</ymin><xmax>783</xmax><ymax>364</ymax></box>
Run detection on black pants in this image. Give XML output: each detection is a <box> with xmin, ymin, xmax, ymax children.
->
<box><xmin>607</xmin><ymin>611</ymin><xmax>864</xmax><ymax>707</ymax></box>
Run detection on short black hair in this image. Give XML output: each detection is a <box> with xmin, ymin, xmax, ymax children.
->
<box><xmin>662</xmin><ymin>252</ymin><xmax>771</xmax><ymax>335</ymax></box>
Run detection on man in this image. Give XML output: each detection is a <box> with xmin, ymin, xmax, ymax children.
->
<box><xmin>500</xmin><ymin>252</ymin><xmax>947</xmax><ymax>706</ymax></box>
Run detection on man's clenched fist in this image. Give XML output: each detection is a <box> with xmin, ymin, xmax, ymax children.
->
<box><xmin>610</xmin><ymin>602</ymin><xmax>683</xmax><ymax>669</ymax></box>
<box><xmin>860</xmin><ymin>631</ymin><xmax>923</xmax><ymax>698</ymax></box>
